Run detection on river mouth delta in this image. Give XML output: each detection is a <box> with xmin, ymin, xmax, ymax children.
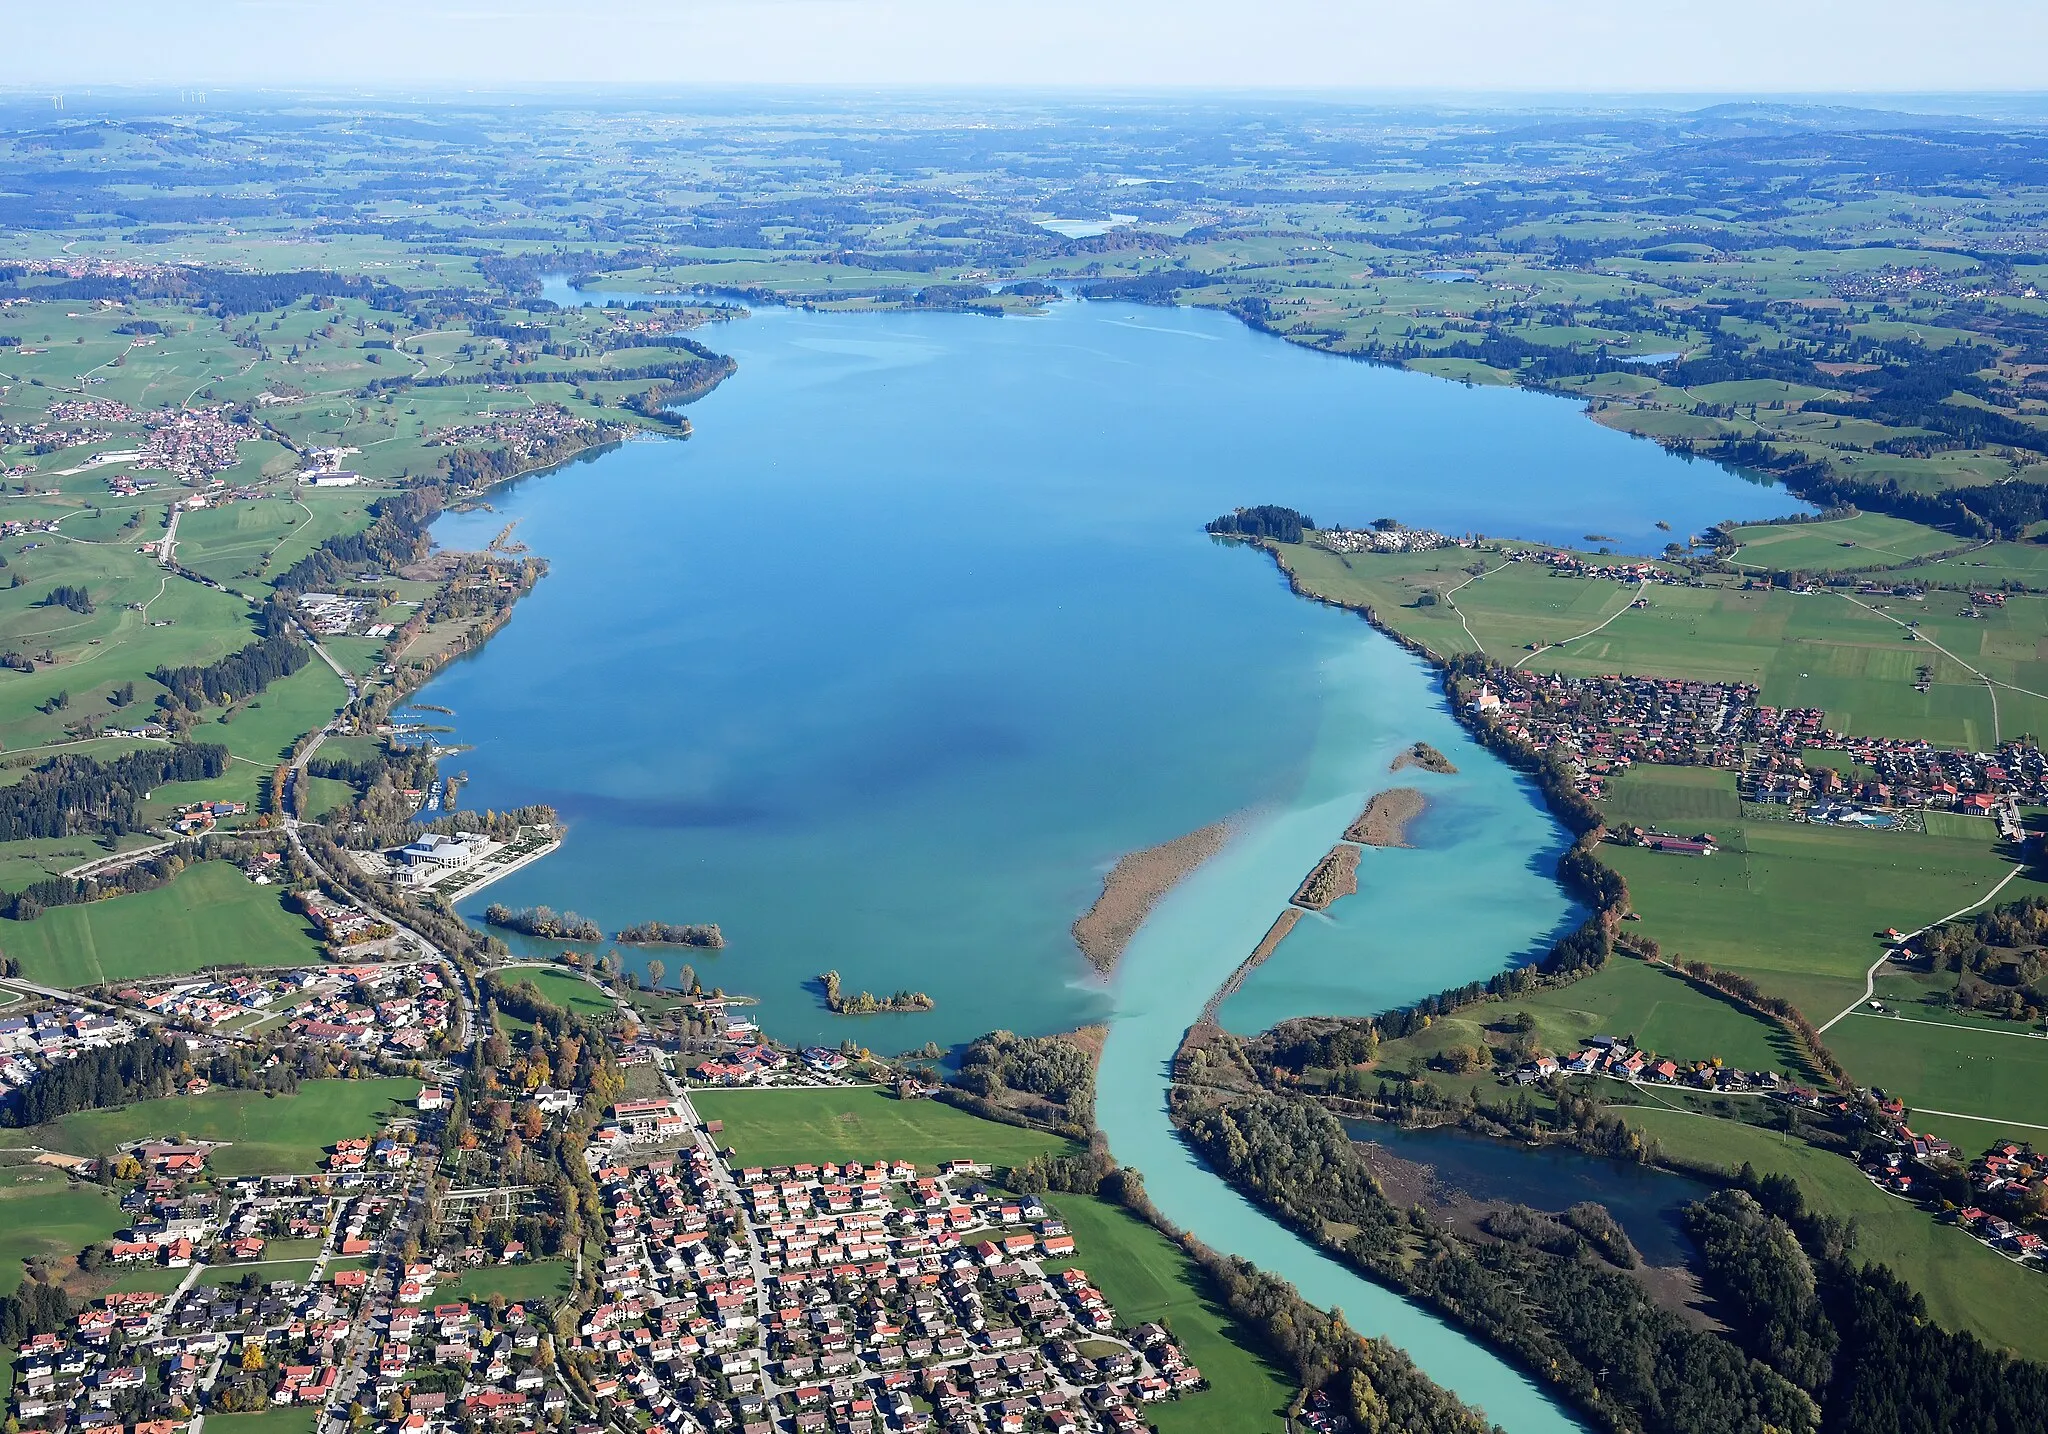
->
<box><xmin>422</xmin><ymin>292</ymin><xmax>1805</xmax><ymax>1430</ymax></box>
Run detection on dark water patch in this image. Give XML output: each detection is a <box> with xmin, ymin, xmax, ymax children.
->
<box><xmin>1347</xmin><ymin>1118</ymin><xmax>1715</xmax><ymax>1267</ymax></box>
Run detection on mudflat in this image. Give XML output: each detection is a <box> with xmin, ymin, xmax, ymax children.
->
<box><xmin>1346</xmin><ymin>787</ymin><xmax>1427</xmax><ymax>847</ymax></box>
<box><xmin>1072</xmin><ymin>821</ymin><xmax>1232</xmax><ymax>972</ymax></box>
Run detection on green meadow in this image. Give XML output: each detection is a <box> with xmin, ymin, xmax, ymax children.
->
<box><xmin>689</xmin><ymin>1087</ymin><xmax>1070</xmax><ymax>1170</ymax></box>
<box><xmin>1605</xmin><ymin>821</ymin><xmax>2042</xmax><ymax>1021</ymax></box>
<box><xmin>1044</xmin><ymin>1192</ymin><xmax>1293</xmax><ymax>1434</ymax></box>
<box><xmin>34</xmin><ymin>1077</ymin><xmax>414</xmax><ymax>1176</ymax></box>
<box><xmin>0</xmin><ymin>859</ymin><xmax>324</xmax><ymax>986</ymax></box>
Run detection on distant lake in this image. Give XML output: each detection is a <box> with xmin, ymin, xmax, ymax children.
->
<box><xmin>425</xmin><ymin>297</ymin><xmax>1795</xmax><ymax>1050</ymax></box>
<box><xmin>424</xmin><ymin>296</ymin><xmax>1800</xmax><ymax>1430</ymax></box>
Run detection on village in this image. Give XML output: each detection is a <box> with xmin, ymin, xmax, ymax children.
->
<box><xmin>0</xmin><ymin>1005</ymin><xmax>141</xmax><ymax>1094</ymax></box>
<box><xmin>1467</xmin><ymin>665</ymin><xmax>2048</xmax><ymax>822</ymax></box>
<box><xmin>109</xmin><ymin>962</ymin><xmax>453</xmax><ymax>1061</ymax></box>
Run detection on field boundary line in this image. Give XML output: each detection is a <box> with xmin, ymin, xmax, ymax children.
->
<box><xmin>1846</xmin><ymin>1010</ymin><xmax>2048</xmax><ymax>1041</ymax></box>
<box><xmin>1513</xmin><ymin>577</ymin><xmax>1648</xmax><ymax>670</ymax></box>
<box><xmin>1440</xmin><ymin>557</ymin><xmax>1513</xmax><ymax>656</ymax></box>
<box><xmin>1908</xmin><ymin>1106</ymin><xmax>2048</xmax><ymax>1133</ymax></box>
<box><xmin>1818</xmin><ymin>861</ymin><xmax>2028</xmax><ymax>1034</ymax></box>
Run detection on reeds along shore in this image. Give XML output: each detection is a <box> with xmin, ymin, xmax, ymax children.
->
<box><xmin>1072</xmin><ymin>821</ymin><xmax>1232</xmax><ymax>973</ymax></box>
<box><xmin>1346</xmin><ymin>787</ymin><xmax>1427</xmax><ymax>847</ymax></box>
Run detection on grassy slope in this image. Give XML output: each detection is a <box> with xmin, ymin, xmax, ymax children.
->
<box><xmin>35</xmin><ymin>1077</ymin><xmax>414</xmax><ymax>1176</ymax></box>
<box><xmin>1044</xmin><ymin>1192</ymin><xmax>1293</xmax><ymax>1434</ymax></box>
<box><xmin>0</xmin><ymin>1164</ymin><xmax>127</xmax><ymax>1280</ymax></box>
<box><xmin>690</xmin><ymin>1087</ymin><xmax>1071</xmax><ymax>1171</ymax></box>
<box><xmin>1617</xmin><ymin>1106</ymin><xmax>2048</xmax><ymax>1362</ymax></box>
<box><xmin>498</xmin><ymin>965</ymin><xmax>616</xmax><ymax>1017</ymax></box>
<box><xmin>1725</xmin><ymin>513</ymin><xmax>1959</xmax><ymax>571</ymax></box>
<box><xmin>0</xmin><ymin>859</ymin><xmax>325</xmax><ymax>986</ymax></box>
<box><xmin>1607</xmin><ymin>822</ymin><xmax>2048</xmax><ymax>1022</ymax></box>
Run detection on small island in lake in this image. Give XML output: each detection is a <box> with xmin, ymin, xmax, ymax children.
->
<box><xmin>1071</xmin><ymin>820</ymin><xmax>1231</xmax><ymax>973</ymax></box>
<box><xmin>1291</xmin><ymin>844</ymin><xmax>1361</xmax><ymax>910</ymax></box>
<box><xmin>1390</xmin><ymin>741</ymin><xmax>1457</xmax><ymax>774</ymax></box>
<box><xmin>1346</xmin><ymin>787</ymin><xmax>1427</xmax><ymax>847</ymax></box>
<box><xmin>617</xmin><ymin>920</ymin><xmax>725</xmax><ymax>948</ymax></box>
<box><xmin>818</xmin><ymin>970</ymin><xmax>935</xmax><ymax>1014</ymax></box>
<box><xmin>485</xmin><ymin>903</ymin><xmax>601</xmax><ymax>941</ymax></box>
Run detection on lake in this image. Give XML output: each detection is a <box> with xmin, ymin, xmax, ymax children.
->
<box><xmin>423</xmin><ymin>294</ymin><xmax>1800</xmax><ymax>1429</ymax></box>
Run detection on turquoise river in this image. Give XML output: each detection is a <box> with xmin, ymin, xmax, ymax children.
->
<box><xmin>423</xmin><ymin>293</ymin><xmax>1804</xmax><ymax>1431</ymax></box>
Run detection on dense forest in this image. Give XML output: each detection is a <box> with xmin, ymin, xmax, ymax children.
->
<box><xmin>1</xmin><ymin>1032</ymin><xmax>186</xmax><ymax>1126</ymax></box>
<box><xmin>1207</xmin><ymin>505</ymin><xmax>1314</xmax><ymax>543</ymax></box>
<box><xmin>151</xmin><ymin>629</ymin><xmax>310</xmax><ymax>711</ymax></box>
<box><xmin>274</xmin><ymin>485</ymin><xmax>443</xmax><ymax>593</ymax></box>
<box><xmin>0</xmin><ymin>742</ymin><xmax>228</xmax><ymax>840</ymax></box>
<box><xmin>951</xmin><ymin>1028</ymin><xmax>1097</xmax><ymax>1131</ymax></box>
<box><xmin>1177</xmin><ymin>1085</ymin><xmax>2048</xmax><ymax>1434</ymax></box>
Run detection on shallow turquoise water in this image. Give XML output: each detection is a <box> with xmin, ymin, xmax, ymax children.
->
<box><xmin>426</xmin><ymin>298</ymin><xmax>1787</xmax><ymax>1050</ymax></box>
<box><xmin>423</xmin><ymin>297</ymin><xmax>1799</xmax><ymax>1430</ymax></box>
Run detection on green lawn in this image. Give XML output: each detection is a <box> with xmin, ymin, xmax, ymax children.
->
<box><xmin>35</xmin><ymin>1077</ymin><xmax>415</xmax><ymax>1176</ymax></box>
<box><xmin>201</xmin><ymin>1409</ymin><xmax>319</xmax><ymax>1434</ymax></box>
<box><xmin>0</xmin><ymin>859</ymin><xmax>325</xmax><ymax>987</ymax></box>
<box><xmin>690</xmin><ymin>1087</ymin><xmax>1071</xmax><ymax>1170</ymax></box>
<box><xmin>497</xmin><ymin>965</ymin><xmax>616</xmax><ymax>1017</ymax></box>
<box><xmin>436</xmin><ymin>1258</ymin><xmax>573</xmax><ymax>1306</ymax></box>
<box><xmin>1600</xmin><ymin>765</ymin><xmax>1742</xmax><ymax>829</ymax></box>
<box><xmin>1618</xmin><ymin>1106</ymin><xmax>2048</xmax><ymax>1362</ymax></box>
<box><xmin>1045</xmin><ymin>1192</ymin><xmax>1293</xmax><ymax>1434</ymax></box>
<box><xmin>0</xmin><ymin>1165</ymin><xmax>127</xmax><ymax>1280</ymax></box>
<box><xmin>201</xmin><ymin>1260</ymin><xmax>318</xmax><ymax>1287</ymax></box>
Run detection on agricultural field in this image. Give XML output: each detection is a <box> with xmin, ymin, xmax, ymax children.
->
<box><xmin>690</xmin><ymin>1086</ymin><xmax>1071</xmax><ymax>1170</ymax></box>
<box><xmin>1042</xmin><ymin>1192</ymin><xmax>1293</xmax><ymax>1434</ymax></box>
<box><xmin>1599</xmin><ymin>765</ymin><xmax>1742</xmax><ymax>830</ymax></box>
<box><xmin>31</xmin><ymin>1077</ymin><xmax>415</xmax><ymax>1176</ymax></box>
<box><xmin>1363</xmin><ymin>955</ymin><xmax>1818</xmax><ymax>1092</ymax></box>
<box><xmin>1723</xmin><ymin>512</ymin><xmax>1961</xmax><ymax>571</ymax></box>
<box><xmin>1606</xmin><ymin>821</ymin><xmax>2042</xmax><ymax>1021</ymax></box>
<box><xmin>1274</xmin><ymin>544</ymin><xmax>2048</xmax><ymax>748</ymax></box>
<box><xmin>0</xmin><ymin>859</ymin><xmax>324</xmax><ymax>986</ymax></box>
<box><xmin>1822</xmin><ymin>1012</ymin><xmax>2048</xmax><ymax>1145</ymax></box>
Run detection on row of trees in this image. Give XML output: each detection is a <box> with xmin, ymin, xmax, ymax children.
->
<box><xmin>1</xmin><ymin>1032</ymin><xmax>186</xmax><ymax>1127</ymax></box>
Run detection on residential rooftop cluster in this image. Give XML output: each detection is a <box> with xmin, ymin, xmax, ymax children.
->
<box><xmin>0</xmin><ymin>1005</ymin><xmax>141</xmax><ymax>1092</ymax></box>
<box><xmin>138</xmin><ymin>407</ymin><xmax>244</xmax><ymax>483</ymax></box>
<box><xmin>1312</xmin><ymin>524</ymin><xmax>1459</xmax><ymax>555</ymax></box>
<box><xmin>564</xmin><ymin>1145</ymin><xmax>1208</xmax><ymax>1434</ymax></box>
<box><xmin>425</xmin><ymin>402</ymin><xmax>608</xmax><ymax>460</ymax></box>
<box><xmin>10</xmin><ymin>1176</ymin><xmax>403</xmax><ymax>1431</ymax></box>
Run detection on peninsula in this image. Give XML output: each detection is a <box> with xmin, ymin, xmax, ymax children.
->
<box><xmin>1071</xmin><ymin>820</ymin><xmax>1232</xmax><ymax>972</ymax></box>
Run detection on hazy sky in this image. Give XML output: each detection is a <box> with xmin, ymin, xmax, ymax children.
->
<box><xmin>10</xmin><ymin>0</ymin><xmax>2048</xmax><ymax>93</ymax></box>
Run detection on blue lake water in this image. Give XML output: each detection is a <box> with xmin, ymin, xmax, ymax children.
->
<box><xmin>423</xmin><ymin>295</ymin><xmax>1800</xmax><ymax>1429</ymax></box>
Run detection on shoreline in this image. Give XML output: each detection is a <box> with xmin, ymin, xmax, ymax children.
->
<box><xmin>1071</xmin><ymin>820</ymin><xmax>1233</xmax><ymax>974</ymax></box>
<box><xmin>1346</xmin><ymin>786</ymin><xmax>1427</xmax><ymax>847</ymax></box>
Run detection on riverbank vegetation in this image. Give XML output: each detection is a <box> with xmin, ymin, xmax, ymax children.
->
<box><xmin>816</xmin><ymin>970</ymin><xmax>934</xmax><ymax>1015</ymax></box>
<box><xmin>483</xmin><ymin>903</ymin><xmax>601</xmax><ymax>942</ymax></box>
<box><xmin>1290</xmin><ymin>844</ymin><xmax>1361</xmax><ymax>910</ymax></box>
<box><xmin>1070</xmin><ymin>821</ymin><xmax>1230</xmax><ymax>972</ymax></box>
<box><xmin>614</xmin><ymin>920</ymin><xmax>724</xmax><ymax>948</ymax></box>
